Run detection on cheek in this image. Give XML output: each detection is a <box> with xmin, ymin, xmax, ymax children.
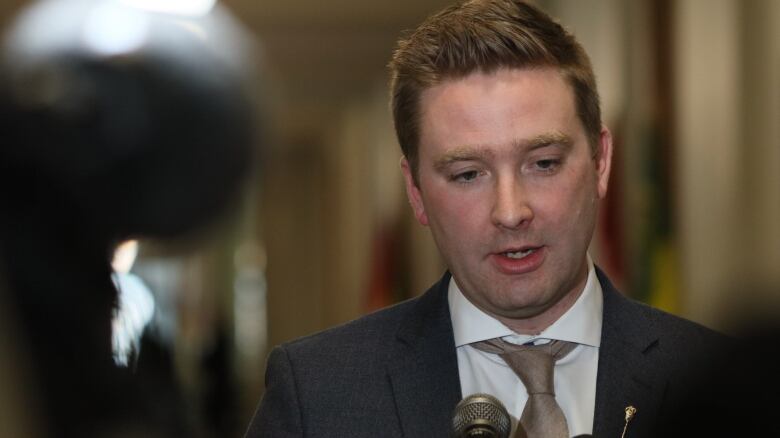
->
<box><xmin>424</xmin><ymin>188</ymin><xmax>485</xmax><ymax>236</ymax></box>
<box><xmin>564</xmin><ymin>182</ymin><xmax>599</xmax><ymax>239</ymax></box>
<box><xmin>534</xmin><ymin>171</ymin><xmax>598</xmax><ymax>232</ymax></box>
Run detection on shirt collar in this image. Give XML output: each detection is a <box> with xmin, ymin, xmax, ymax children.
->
<box><xmin>448</xmin><ymin>258</ymin><xmax>603</xmax><ymax>348</ymax></box>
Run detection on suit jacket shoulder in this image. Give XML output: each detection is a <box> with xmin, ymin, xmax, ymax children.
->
<box><xmin>245</xmin><ymin>273</ymin><xmax>462</xmax><ymax>437</ymax></box>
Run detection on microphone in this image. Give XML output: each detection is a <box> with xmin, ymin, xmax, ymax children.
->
<box><xmin>452</xmin><ymin>393</ymin><xmax>512</xmax><ymax>438</ymax></box>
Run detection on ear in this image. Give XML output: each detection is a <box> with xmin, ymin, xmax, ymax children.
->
<box><xmin>595</xmin><ymin>125</ymin><xmax>614</xmax><ymax>199</ymax></box>
<box><xmin>400</xmin><ymin>157</ymin><xmax>429</xmax><ymax>226</ymax></box>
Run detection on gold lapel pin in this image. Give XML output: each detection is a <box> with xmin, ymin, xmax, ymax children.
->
<box><xmin>621</xmin><ymin>406</ymin><xmax>637</xmax><ymax>438</ymax></box>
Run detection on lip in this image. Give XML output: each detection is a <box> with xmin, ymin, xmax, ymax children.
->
<box><xmin>490</xmin><ymin>245</ymin><xmax>546</xmax><ymax>275</ymax></box>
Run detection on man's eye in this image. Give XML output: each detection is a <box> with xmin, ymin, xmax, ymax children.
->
<box><xmin>535</xmin><ymin>159</ymin><xmax>560</xmax><ymax>171</ymax></box>
<box><xmin>452</xmin><ymin>170</ymin><xmax>479</xmax><ymax>182</ymax></box>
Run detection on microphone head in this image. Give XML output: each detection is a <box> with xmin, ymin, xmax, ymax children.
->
<box><xmin>452</xmin><ymin>393</ymin><xmax>511</xmax><ymax>438</ymax></box>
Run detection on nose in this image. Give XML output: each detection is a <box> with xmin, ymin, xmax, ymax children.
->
<box><xmin>491</xmin><ymin>174</ymin><xmax>533</xmax><ymax>230</ymax></box>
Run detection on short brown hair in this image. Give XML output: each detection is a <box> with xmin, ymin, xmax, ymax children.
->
<box><xmin>389</xmin><ymin>0</ymin><xmax>601</xmax><ymax>184</ymax></box>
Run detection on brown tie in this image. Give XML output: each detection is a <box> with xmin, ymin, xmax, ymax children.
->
<box><xmin>472</xmin><ymin>338</ymin><xmax>577</xmax><ymax>438</ymax></box>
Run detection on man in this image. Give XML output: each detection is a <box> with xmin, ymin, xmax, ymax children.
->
<box><xmin>247</xmin><ymin>1</ymin><xmax>722</xmax><ymax>436</ymax></box>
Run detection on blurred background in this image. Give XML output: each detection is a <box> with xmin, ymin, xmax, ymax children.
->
<box><xmin>0</xmin><ymin>0</ymin><xmax>778</xmax><ymax>436</ymax></box>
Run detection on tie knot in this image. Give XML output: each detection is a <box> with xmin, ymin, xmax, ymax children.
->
<box><xmin>471</xmin><ymin>339</ymin><xmax>577</xmax><ymax>395</ymax></box>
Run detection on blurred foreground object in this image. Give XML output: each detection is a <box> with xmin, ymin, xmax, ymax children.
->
<box><xmin>1</xmin><ymin>0</ymin><xmax>255</xmax><ymax>237</ymax></box>
<box><xmin>0</xmin><ymin>0</ymin><xmax>258</xmax><ymax>436</ymax></box>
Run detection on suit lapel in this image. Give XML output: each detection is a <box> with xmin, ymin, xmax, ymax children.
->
<box><xmin>593</xmin><ymin>269</ymin><xmax>666</xmax><ymax>438</ymax></box>
<box><xmin>387</xmin><ymin>273</ymin><xmax>462</xmax><ymax>438</ymax></box>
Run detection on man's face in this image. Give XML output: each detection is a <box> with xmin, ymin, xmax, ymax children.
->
<box><xmin>401</xmin><ymin>67</ymin><xmax>612</xmax><ymax>332</ymax></box>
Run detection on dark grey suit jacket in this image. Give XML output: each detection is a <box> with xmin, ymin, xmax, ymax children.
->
<box><xmin>246</xmin><ymin>269</ymin><xmax>723</xmax><ymax>437</ymax></box>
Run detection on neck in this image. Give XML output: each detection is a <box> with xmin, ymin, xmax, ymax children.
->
<box><xmin>498</xmin><ymin>283</ymin><xmax>586</xmax><ymax>334</ymax></box>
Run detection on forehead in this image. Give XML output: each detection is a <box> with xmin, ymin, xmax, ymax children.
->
<box><xmin>417</xmin><ymin>67</ymin><xmax>581</xmax><ymax>157</ymax></box>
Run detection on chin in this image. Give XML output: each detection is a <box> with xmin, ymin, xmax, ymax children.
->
<box><xmin>491</xmin><ymin>293</ymin><xmax>548</xmax><ymax>317</ymax></box>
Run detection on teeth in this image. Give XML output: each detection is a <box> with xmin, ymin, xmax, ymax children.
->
<box><xmin>505</xmin><ymin>249</ymin><xmax>534</xmax><ymax>259</ymax></box>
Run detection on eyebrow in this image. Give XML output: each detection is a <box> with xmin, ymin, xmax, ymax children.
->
<box><xmin>432</xmin><ymin>131</ymin><xmax>574</xmax><ymax>172</ymax></box>
<box><xmin>520</xmin><ymin>132</ymin><xmax>574</xmax><ymax>151</ymax></box>
<box><xmin>432</xmin><ymin>147</ymin><xmax>493</xmax><ymax>172</ymax></box>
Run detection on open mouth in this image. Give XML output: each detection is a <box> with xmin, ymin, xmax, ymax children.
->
<box><xmin>502</xmin><ymin>247</ymin><xmax>539</xmax><ymax>259</ymax></box>
<box><xmin>492</xmin><ymin>246</ymin><xmax>545</xmax><ymax>274</ymax></box>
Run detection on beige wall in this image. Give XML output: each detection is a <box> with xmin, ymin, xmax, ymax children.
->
<box><xmin>675</xmin><ymin>0</ymin><xmax>743</xmax><ymax>326</ymax></box>
<box><xmin>675</xmin><ymin>0</ymin><xmax>780</xmax><ymax>327</ymax></box>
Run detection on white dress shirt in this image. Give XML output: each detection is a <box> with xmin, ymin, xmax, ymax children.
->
<box><xmin>448</xmin><ymin>260</ymin><xmax>603</xmax><ymax>437</ymax></box>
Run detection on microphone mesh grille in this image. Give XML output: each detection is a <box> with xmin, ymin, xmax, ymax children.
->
<box><xmin>452</xmin><ymin>393</ymin><xmax>511</xmax><ymax>437</ymax></box>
